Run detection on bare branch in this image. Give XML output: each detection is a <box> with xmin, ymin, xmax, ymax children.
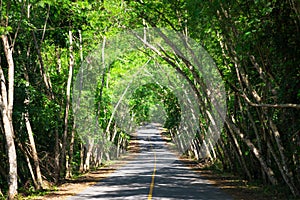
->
<box><xmin>241</xmin><ymin>93</ymin><xmax>300</xmax><ymax>109</ymax></box>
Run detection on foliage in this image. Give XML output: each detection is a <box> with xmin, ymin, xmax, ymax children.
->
<box><xmin>0</xmin><ymin>0</ymin><xmax>299</xmax><ymax>198</ymax></box>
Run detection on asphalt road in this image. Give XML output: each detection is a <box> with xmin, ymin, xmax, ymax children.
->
<box><xmin>68</xmin><ymin>124</ymin><xmax>233</xmax><ymax>200</ymax></box>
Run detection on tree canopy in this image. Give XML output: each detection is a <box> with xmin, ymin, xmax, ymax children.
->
<box><xmin>0</xmin><ymin>0</ymin><xmax>299</xmax><ymax>199</ymax></box>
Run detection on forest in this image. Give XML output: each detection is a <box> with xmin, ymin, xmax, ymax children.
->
<box><xmin>0</xmin><ymin>0</ymin><xmax>299</xmax><ymax>199</ymax></box>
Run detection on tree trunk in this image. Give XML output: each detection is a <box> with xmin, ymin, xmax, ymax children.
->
<box><xmin>116</xmin><ymin>136</ymin><xmax>122</xmax><ymax>158</ymax></box>
<box><xmin>23</xmin><ymin>57</ymin><xmax>44</xmax><ymax>190</ymax></box>
<box><xmin>84</xmin><ymin>138</ymin><xmax>94</xmax><ymax>172</ymax></box>
<box><xmin>17</xmin><ymin>141</ymin><xmax>37</xmax><ymax>189</ymax></box>
<box><xmin>268</xmin><ymin>119</ymin><xmax>299</xmax><ymax>196</ymax></box>
<box><xmin>0</xmin><ymin>34</ymin><xmax>17</xmax><ymax>200</ymax></box>
<box><xmin>54</xmin><ymin>128</ymin><xmax>60</xmax><ymax>182</ymax></box>
<box><xmin>24</xmin><ymin>110</ymin><xmax>44</xmax><ymax>189</ymax></box>
<box><xmin>1</xmin><ymin>112</ymin><xmax>17</xmax><ymax>199</ymax></box>
<box><xmin>218</xmin><ymin>137</ymin><xmax>234</xmax><ymax>171</ymax></box>
<box><xmin>226</xmin><ymin>116</ymin><xmax>278</xmax><ymax>185</ymax></box>
<box><xmin>32</xmin><ymin>31</ymin><xmax>54</xmax><ymax>99</ymax></box>
<box><xmin>79</xmin><ymin>143</ymin><xmax>85</xmax><ymax>173</ymax></box>
<box><xmin>62</xmin><ymin>30</ymin><xmax>74</xmax><ymax>178</ymax></box>
<box><xmin>76</xmin><ymin>30</ymin><xmax>85</xmax><ymax>174</ymax></box>
<box><xmin>32</xmin><ymin>26</ymin><xmax>60</xmax><ymax>181</ymax></box>
<box><xmin>66</xmin><ymin>121</ymin><xmax>76</xmax><ymax>178</ymax></box>
<box><xmin>226</xmin><ymin>122</ymin><xmax>252</xmax><ymax>180</ymax></box>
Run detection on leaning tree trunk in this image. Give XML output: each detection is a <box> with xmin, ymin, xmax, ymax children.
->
<box><xmin>23</xmin><ymin>56</ymin><xmax>44</xmax><ymax>190</ymax></box>
<box><xmin>226</xmin><ymin>116</ymin><xmax>278</xmax><ymax>185</ymax></box>
<box><xmin>17</xmin><ymin>141</ymin><xmax>37</xmax><ymax>189</ymax></box>
<box><xmin>0</xmin><ymin>34</ymin><xmax>18</xmax><ymax>200</ymax></box>
<box><xmin>24</xmin><ymin>109</ymin><xmax>44</xmax><ymax>189</ymax></box>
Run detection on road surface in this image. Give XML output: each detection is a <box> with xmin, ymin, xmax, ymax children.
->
<box><xmin>68</xmin><ymin>124</ymin><xmax>232</xmax><ymax>200</ymax></box>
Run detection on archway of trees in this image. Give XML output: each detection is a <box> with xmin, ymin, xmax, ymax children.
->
<box><xmin>0</xmin><ymin>0</ymin><xmax>299</xmax><ymax>199</ymax></box>
<box><xmin>129</xmin><ymin>83</ymin><xmax>181</xmax><ymax>129</ymax></box>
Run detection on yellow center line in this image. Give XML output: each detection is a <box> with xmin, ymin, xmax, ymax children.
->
<box><xmin>148</xmin><ymin>146</ymin><xmax>157</xmax><ymax>200</ymax></box>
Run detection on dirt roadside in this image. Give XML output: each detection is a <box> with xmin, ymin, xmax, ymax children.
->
<box><xmin>27</xmin><ymin>158</ymin><xmax>282</xmax><ymax>200</ymax></box>
<box><xmin>25</xmin><ymin>139</ymin><xmax>140</xmax><ymax>200</ymax></box>
<box><xmin>25</xmin><ymin>134</ymin><xmax>294</xmax><ymax>200</ymax></box>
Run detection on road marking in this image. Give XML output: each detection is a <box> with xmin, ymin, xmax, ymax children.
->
<box><xmin>148</xmin><ymin>148</ymin><xmax>157</xmax><ymax>200</ymax></box>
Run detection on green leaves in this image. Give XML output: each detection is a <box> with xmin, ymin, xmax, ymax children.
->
<box><xmin>0</xmin><ymin>26</ymin><xmax>12</xmax><ymax>35</ymax></box>
<box><xmin>1</xmin><ymin>0</ymin><xmax>299</xmax><ymax>196</ymax></box>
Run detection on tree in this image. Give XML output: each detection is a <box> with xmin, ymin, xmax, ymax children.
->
<box><xmin>0</xmin><ymin>34</ymin><xmax>18</xmax><ymax>199</ymax></box>
<box><xmin>0</xmin><ymin>0</ymin><xmax>299</xmax><ymax>198</ymax></box>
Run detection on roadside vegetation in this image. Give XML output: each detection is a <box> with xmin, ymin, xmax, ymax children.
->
<box><xmin>0</xmin><ymin>0</ymin><xmax>299</xmax><ymax>199</ymax></box>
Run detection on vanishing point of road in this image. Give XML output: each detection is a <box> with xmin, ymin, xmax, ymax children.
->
<box><xmin>68</xmin><ymin>124</ymin><xmax>232</xmax><ymax>200</ymax></box>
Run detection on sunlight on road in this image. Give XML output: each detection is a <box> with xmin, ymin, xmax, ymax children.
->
<box><xmin>68</xmin><ymin>124</ymin><xmax>232</xmax><ymax>200</ymax></box>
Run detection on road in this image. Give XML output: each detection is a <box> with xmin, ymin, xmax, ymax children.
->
<box><xmin>68</xmin><ymin>124</ymin><xmax>233</xmax><ymax>200</ymax></box>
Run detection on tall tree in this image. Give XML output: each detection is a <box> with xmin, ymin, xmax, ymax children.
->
<box><xmin>64</xmin><ymin>30</ymin><xmax>74</xmax><ymax>178</ymax></box>
<box><xmin>0</xmin><ymin>34</ymin><xmax>17</xmax><ymax>200</ymax></box>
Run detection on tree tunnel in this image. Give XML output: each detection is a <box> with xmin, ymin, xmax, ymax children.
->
<box><xmin>129</xmin><ymin>83</ymin><xmax>181</xmax><ymax>129</ymax></box>
<box><xmin>73</xmin><ymin>28</ymin><xmax>227</xmax><ymax>163</ymax></box>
